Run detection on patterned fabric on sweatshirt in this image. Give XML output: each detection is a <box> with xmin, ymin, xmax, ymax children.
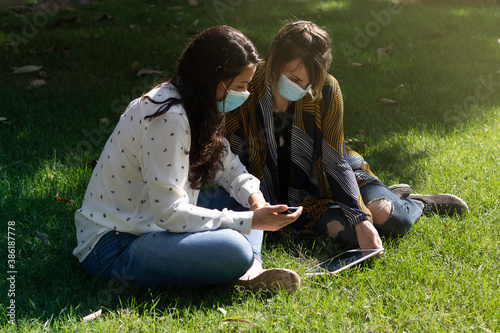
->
<box><xmin>225</xmin><ymin>63</ymin><xmax>382</xmax><ymax>235</ymax></box>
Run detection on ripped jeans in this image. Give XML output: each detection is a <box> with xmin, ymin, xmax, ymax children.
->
<box><xmin>315</xmin><ymin>184</ymin><xmax>423</xmax><ymax>247</ymax></box>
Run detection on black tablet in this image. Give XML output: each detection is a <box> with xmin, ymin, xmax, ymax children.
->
<box><xmin>304</xmin><ymin>248</ymin><xmax>383</xmax><ymax>276</ymax></box>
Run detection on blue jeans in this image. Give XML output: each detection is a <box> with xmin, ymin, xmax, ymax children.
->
<box><xmin>81</xmin><ymin>187</ymin><xmax>261</xmax><ymax>289</ymax></box>
<box><xmin>197</xmin><ymin>186</ymin><xmax>263</xmax><ymax>263</ymax></box>
<box><xmin>315</xmin><ymin>184</ymin><xmax>423</xmax><ymax>247</ymax></box>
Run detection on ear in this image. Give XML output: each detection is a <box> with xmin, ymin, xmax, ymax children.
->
<box><xmin>215</xmin><ymin>80</ymin><xmax>227</xmax><ymax>101</ymax></box>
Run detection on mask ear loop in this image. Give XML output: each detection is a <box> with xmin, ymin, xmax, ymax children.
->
<box><xmin>216</xmin><ymin>60</ymin><xmax>233</xmax><ymax>112</ymax></box>
<box><xmin>220</xmin><ymin>78</ymin><xmax>235</xmax><ymax>97</ymax></box>
<box><xmin>215</xmin><ymin>66</ymin><xmax>227</xmax><ymax>111</ymax></box>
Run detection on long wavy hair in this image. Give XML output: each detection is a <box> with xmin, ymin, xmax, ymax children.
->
<box><xmin>144</xmin><ymin>26</ymin><xmax>260</xmax><ymax>189</ymax></box>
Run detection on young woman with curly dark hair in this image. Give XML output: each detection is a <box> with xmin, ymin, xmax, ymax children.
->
<box><xmin>73</xmin><ymin>26</ymin><xmax>302</xmax><ymax>292</ymax></box>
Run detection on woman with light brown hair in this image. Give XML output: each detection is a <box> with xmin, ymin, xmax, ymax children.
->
<box><xmin>225</xmin><ymin>21</ymin><xmax>468</xmax><ymax>249</ymax></box>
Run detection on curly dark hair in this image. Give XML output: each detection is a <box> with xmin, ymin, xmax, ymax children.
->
<box><xmin>144</xmin><ymin>26</ymin><xmax>260</xmax><ymax>189</ymax></box>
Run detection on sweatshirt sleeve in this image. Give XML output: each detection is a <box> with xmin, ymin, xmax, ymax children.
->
<box><xmin>141</xmin><ymin>106</ymin><xmax>253</xmax><ymax>234</ymax></box>
<box><xmin>215</xmin><ymin>138</ymin><xmax>263</xmax><ymax>208</ymax></box>
<box><xmin>320</xmin><ymin>76</ymin><xmax>372</xmax><ymax>226</ymax></box>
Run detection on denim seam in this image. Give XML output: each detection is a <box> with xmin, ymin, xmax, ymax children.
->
<box><xmin>98</xmin><ymin>231</ymin><xmax>128</xmax><ymax>279</ymax></box>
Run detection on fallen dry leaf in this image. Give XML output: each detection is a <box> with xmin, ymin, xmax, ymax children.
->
<box><xmin>86</xmin><ymin>160</ymin><xmax>98</xmax><ymax>169</ymax></box>
<box><xmin>0</xmin><ymin>117</ymin><xmax>13</xmax><ymax>125</ymax></box>
<box><xmin>14</xmin><ymin>65</ymin><xmax>43</xmax><ymax>74</ymax></box>
<box><xmin>33</xmin><ymin>231</ymin><xmax>50</xmax><ymax>245</ymax></box>
<box><xmin>394</xmin><ymin>83</ymin><xmax>404</xmax><ymax>91</ymax></box>
<box><xmin>55</xmin><ymin>191</ymin><xmax>73</xmax><ymax>204</ymax></box>
<box><xmin>82</xmin><ymin>309</ymin><xmax>102</xmax><ymax>322</ymax></box>
<box><xmin>131</xmin><ymin>61</ymin><xmax>140</xmax><ymax>69</ymax></box>
<box><xmin>346</xmin><ymin>138</ymin><xmax>367</xmax><ymax>150</ymax></box>
<box><xmin>351</xmin><ymin>62</ymin><xmax>364</xmax><ymax>67</ymax></box>
<box><xmin>99</xmin><ymin>117</ymin><xmax>110</xmax><ymax>125</ymax></box>
<box><xmin>379</xmin><ymin>98</ymin><xmax>398</xmax><ymax>105</ymax></box>
<box><xmin>192</xmin><ymin>19</ymin><xmax>200</xmax><ymax>26</ymax></box>
<box><xmin>43</xmin><ymin>46</ymin><xmax>57</xmax><ymax>53</ymax></box>
<box><xmin>426</xmin><ymin>33</ymin><xmax>443</xmax><ymax>39</ymax></box>
<box><xmin>28</xmin><ymin>79</ymin><xmax>46</xmax><ymax>89</ymax></box>
<box><xmin>137</xmin><ymin>69</ymin><xmax>164</xmax><ymax>76</ymax></box>
<box><xmin>377</xmin><ymin>43</ymin><xmax>393</xmax><ymax>57</ymax></box>
<box><xmin>357</xmin><ymin>129</ymin><xmax>369</xmax><ymax>136</ymax></box>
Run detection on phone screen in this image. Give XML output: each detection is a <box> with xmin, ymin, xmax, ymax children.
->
<box><xmin>304</xmin><ymin>248</ymin><xmax>383</xmax><ymax>276</ymax></box>
<box><xmin>280</xmin><ymin>207</ymin><xmax>300</xmax><ymax>214</ymax></box>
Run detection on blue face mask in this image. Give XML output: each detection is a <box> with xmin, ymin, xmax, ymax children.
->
<box><xmin>217</xmin><ymin>82</ymin><xmax>250</xmax><ymax>113</ymax></box>
<box><xmin>278</xmin><ymin>74</ymin><xmax>311</xmax><ymax>101</ymax></box>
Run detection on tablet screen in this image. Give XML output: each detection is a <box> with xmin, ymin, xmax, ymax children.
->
<box><xmin>304</xmin><ymin>248</ymin><xmax>383</xmax><ymax>276</ymax></box>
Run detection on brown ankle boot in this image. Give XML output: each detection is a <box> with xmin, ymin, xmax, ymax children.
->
<box><xmin>409</xmin><ymin>194</ymin><xmax>468</xmax><ymax>217</ymax></box>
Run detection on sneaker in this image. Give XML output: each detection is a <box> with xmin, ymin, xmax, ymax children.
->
<box><xmin>408</xmin><ymin>194</ymin><xmax>468</xmax><ymax>217</ymax></box>
<box><xmin>235</xmin><ymin>268</ymin><xmax>301</xmax><ymax>293</ymax></box>
<box><xmin>388</xmin><ymin>184</ymin><xmax>412</xmax><ymax>198</ymax></box>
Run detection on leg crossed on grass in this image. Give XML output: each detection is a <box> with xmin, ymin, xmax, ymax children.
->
<box><xmin>80</xmin><ymin>187</ymin><xmax>263</xmax><ymax>289</ymax></box>
<box><xmin>315</xmin><ymin>184</ymin><xmax>423</xmax><ymax>247</ymax></box>
<box><xmin>80</xmin><ymin>228</ymin><xmax>258</xmax><ymax>289</ymax></box>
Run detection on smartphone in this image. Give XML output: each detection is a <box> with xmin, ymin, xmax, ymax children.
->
<box><xmin>280</xmin><ymin>206</ymin><xmax>300</xmax><ymax>214</ymax></box>
<box><xmin>304</xmin><ymin>248</ymin><xmax>383</xmax><ymax>276</ymax></box>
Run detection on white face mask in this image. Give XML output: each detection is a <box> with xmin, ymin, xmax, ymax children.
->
<box><xmin>278</xmin><ymin>74</ymin><xmax>311</xmax><ymax>101</ymax></box>
<box><xmin>217</xmin><ymin>89</ymin><xmax>250</xmax><ymax>113</ymax></box>
<box><xmin>217</xmin><ymin>81</ymin><xmax>250</xmax><ymax>113</ymax></box>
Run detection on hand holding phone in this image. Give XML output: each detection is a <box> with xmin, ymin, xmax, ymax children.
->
<box><xmin>280</xmin><ymin>206</ymin><xmax>300</xmax><ymax>214</ymax></box>
<box><xmin>252</xmin><ymin>205</ymin><xmax>302</xmax><ymax>231</ymax></box>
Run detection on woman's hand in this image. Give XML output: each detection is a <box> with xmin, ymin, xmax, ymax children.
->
<box><xmin>251</xmin><ymin>205</ymin><xmax>303</xmax><ymax>231</ymax></box>
<box><xmin>354</xmin><ymin>220</ymin><xmax>383</xmax><ymax>251</ymax></box>
<box><xmin>248</xmin><ymin>192</ymin><xmax>269</xmax><ymax>211</ymax></box>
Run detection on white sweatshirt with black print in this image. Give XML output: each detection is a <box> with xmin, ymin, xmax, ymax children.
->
<box><xmin>73</xmin><ymin>83</ymin><xmax>262</xmax><ymax>262</ymax></box>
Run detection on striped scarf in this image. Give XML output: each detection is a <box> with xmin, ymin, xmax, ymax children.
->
<box><xmin>225</xmin><ymin>64</ymin><xmax>381</xmax><ymax>235</ymax></box>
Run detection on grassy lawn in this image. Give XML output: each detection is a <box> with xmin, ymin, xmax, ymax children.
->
<box><xmin>1</xmin><ymin>0</ymin><xmax>499</xmax><ymax>331</ymax></box>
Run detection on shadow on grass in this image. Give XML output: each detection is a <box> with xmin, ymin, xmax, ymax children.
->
<box><xmin>0</xmin><ymin>165</ymin><xmax>244</xmax><ymax>324</ymax></box>
<box><xmin>6</xmin><ymin>215</ymin><xmax>250</xmax><ymax>324</ymax></box>
<box><xmin>1</xmin><ymin>0</ymin><xmax>499</xmax><ymax>326</ymax></box>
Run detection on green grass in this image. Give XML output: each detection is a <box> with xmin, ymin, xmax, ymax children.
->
<box><xmin>1</xmin><ymin>0</ymin><xmax>499</xmax><ymax>331</ymax></box>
